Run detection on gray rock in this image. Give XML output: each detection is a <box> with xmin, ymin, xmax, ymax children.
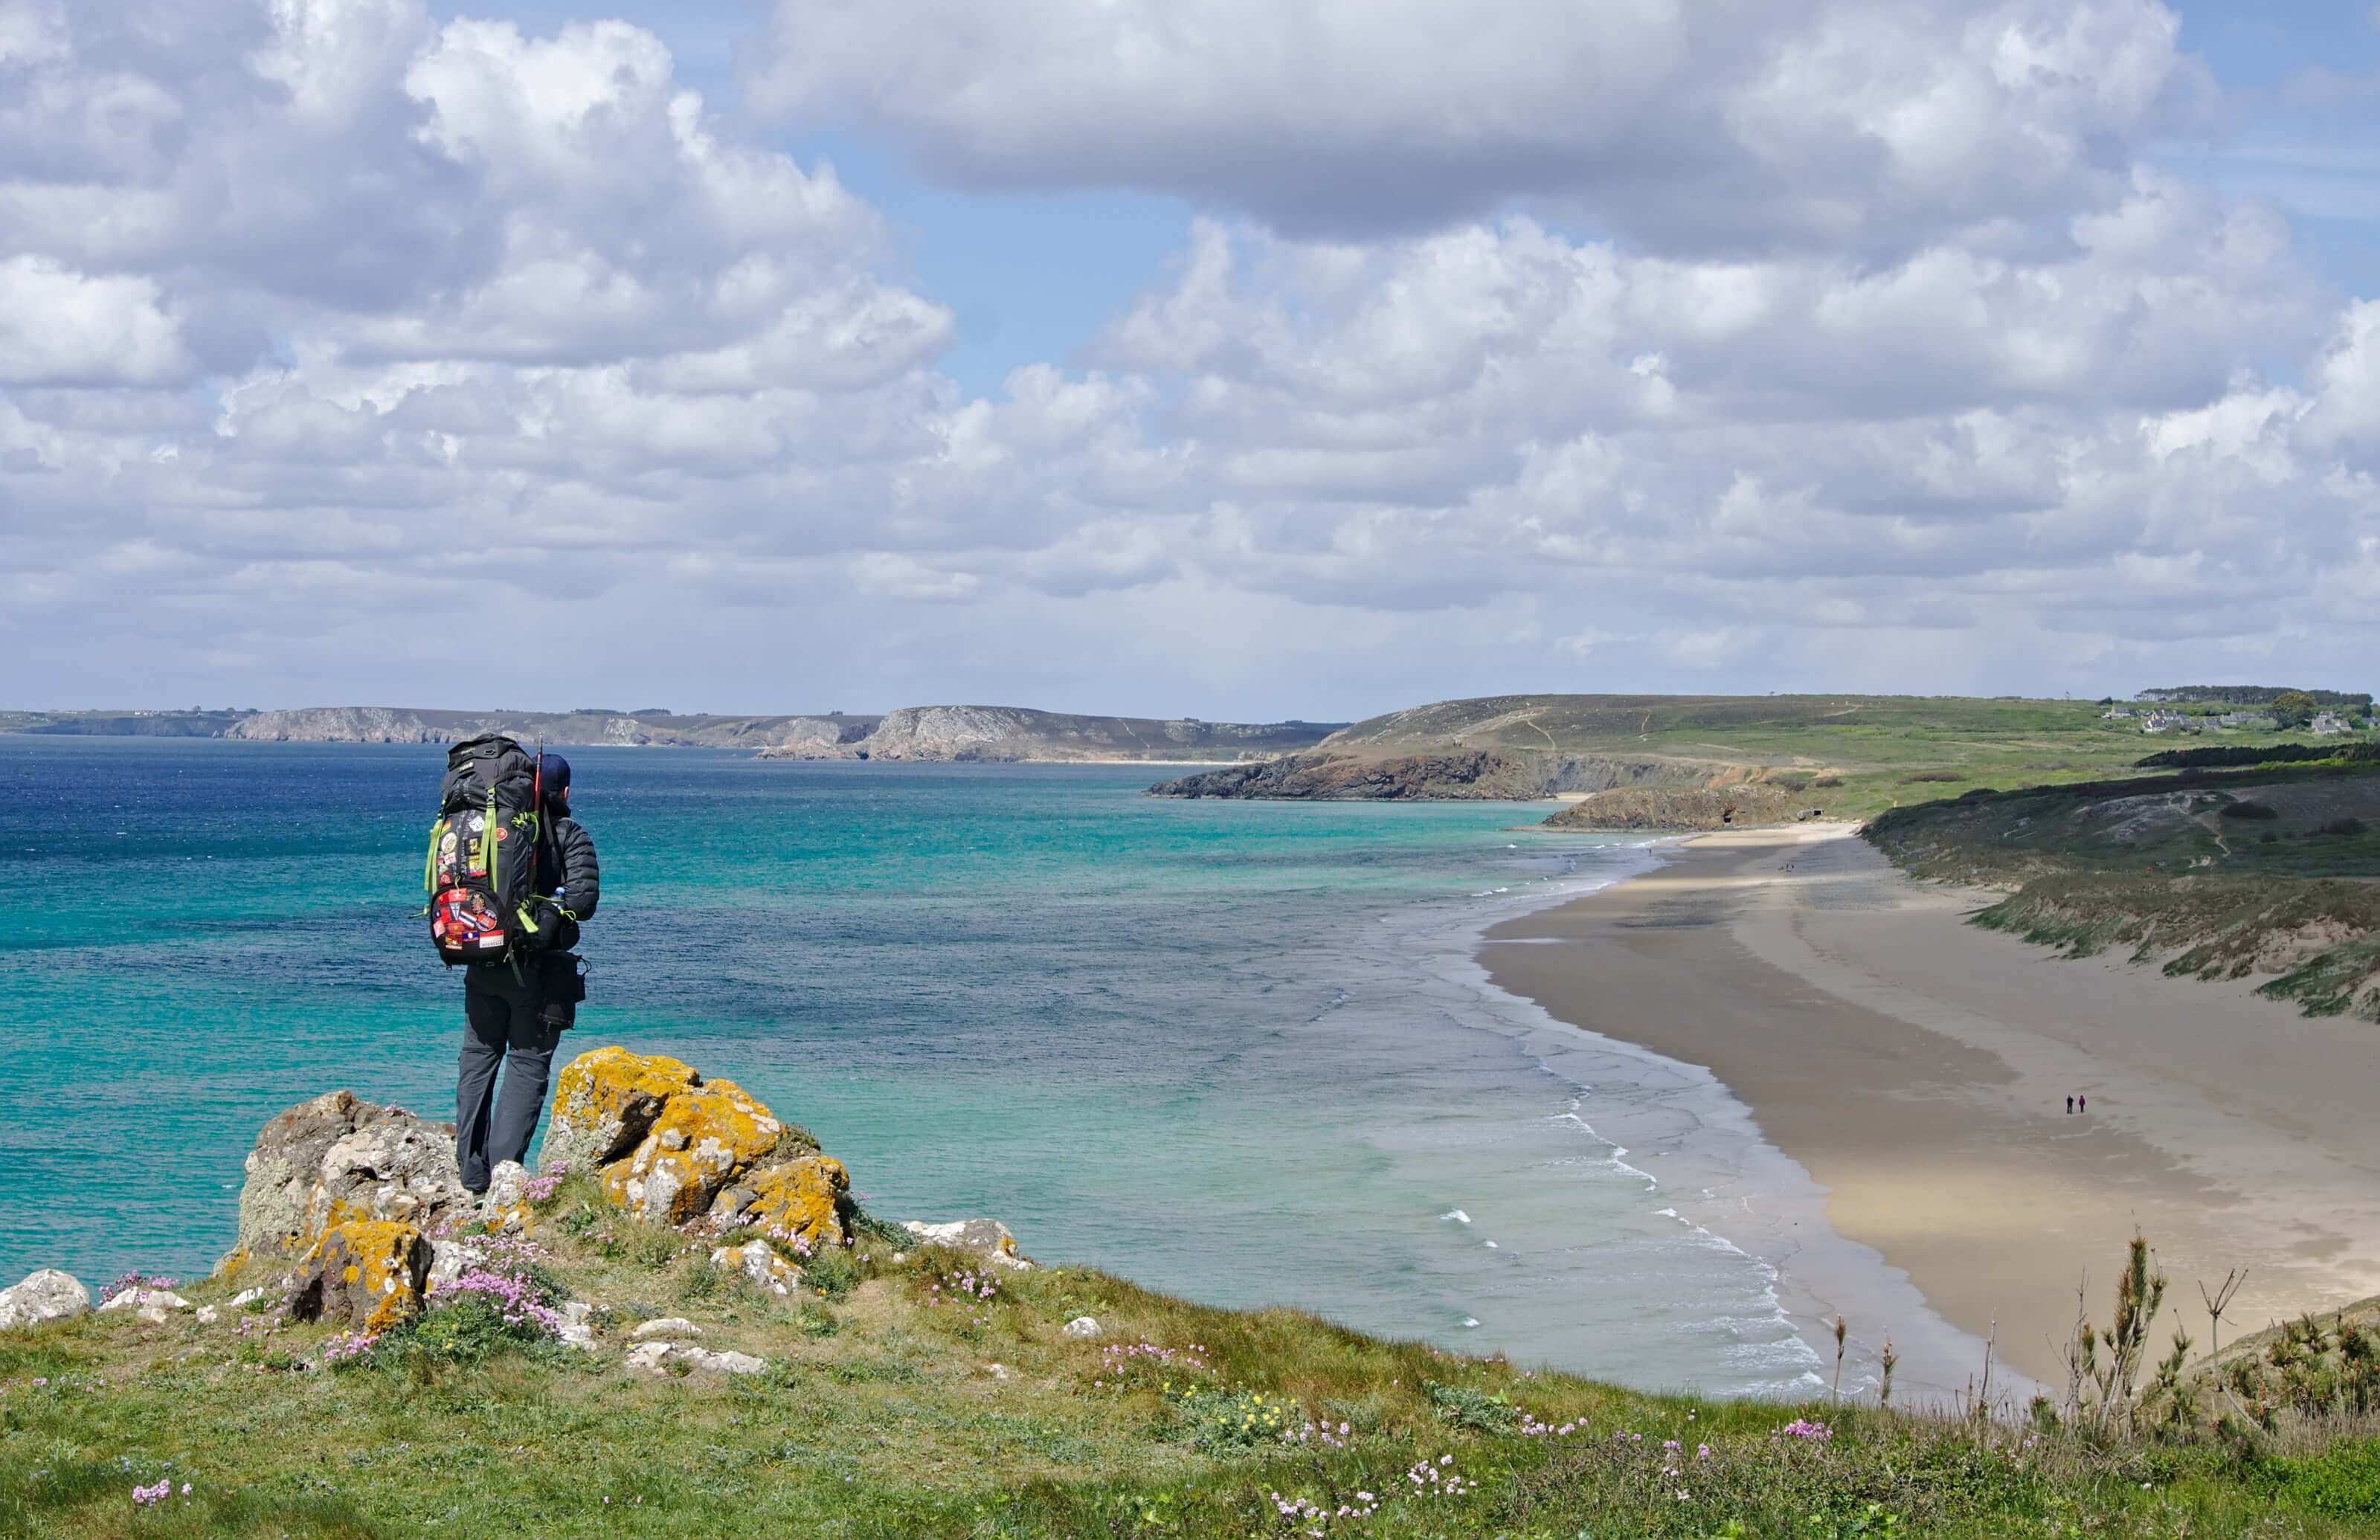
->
<box><xmin>0</xmin><ymin>1269</ymin><xmax>91</xmax><ymax>1330</ymax></box>
<box><xmin>630</xmin><ymin>1317</ymin><xmax>701</xmax><ymax>1341</ymax></box>
<box><xmin>195</xmin><ymin>1306</ymin><xmax>221</xmax><ymax>1326</ymax></box>
<box><xmin>1062</xmin><ymin>1315</ymin><xmax>1101</xmax><ymax>1339</ymax></box>
<box><xmin>486</xmin><ymin>1161</ymin><xmax>528</xmax><ymax>1211</ymax></box>
<box><xmin>228</xmin><ymin>1287</ymin><xmax>269</xmax><ymax>1310</ymax></box>
<box><xmin>556</xmin><ymin>1304</ymin><xmax>599</xmax><ymax>1353</ymax></box>
<box><xmin>710</xmin><ymin>1240</ymin><xmax>802</xmax><ymax>1296</ymax></box>
<box><xmin>623</xmin><ymin>1338</ymin><xmax>763</xmax><ymax>1375</ymax></box>
<box><xmin>226</xmin><ymin>1091</ymin><xmax>472</xmax><ymax>1266</ymax></box>
<box><xmin>901</xmin><ymin>1219</ymin><xmax>1035</xmax><ymax>1271</ymax></box>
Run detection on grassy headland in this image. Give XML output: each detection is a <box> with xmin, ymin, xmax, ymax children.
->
<box><xmin>6</xmin><ymin>1175</ymin><xmax>2380</xmax><ymax>1539</ymax></box>
<box><xmin>1154</xmin><ymin>693</ymin><xmax>2361</xmax><ymax>823</ymax></box>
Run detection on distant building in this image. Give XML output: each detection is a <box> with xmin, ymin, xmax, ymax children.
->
<box><xmin>2312</xmin><ymin>712</ymin><xmax>2352</xmax><ymax>735</ymax></box>
<box><xmin>2218</xmin><ymin>712</ymin><xmax>2279</xmax><ymax>730</ymax></box>
<box><xmin>2103</xmin><ymin>707</ymin><xmax>2137</xmax><ymax>721</ymax></box>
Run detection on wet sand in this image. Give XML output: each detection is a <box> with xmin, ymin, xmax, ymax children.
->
<box><xmin>1482</xmin><ymin>824</ymin><xmax>2380</xmax><ymax>1391</ymax></box>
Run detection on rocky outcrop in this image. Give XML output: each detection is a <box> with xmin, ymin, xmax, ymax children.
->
<box><xmin>1543</xmin><ymin>785</ymin><xmax>1812</xmax><ymax>831</ymax></box>
<box><xmin>1151</xmin><ymin>750</ymin><xmax>1562</xmax><ymax>800</ymax></box>
<box><xmin>0</xmin><ymin>1269</ymin><xmax>91</xmax><ymax>1330</ymax></box>
<box><xmin>288</xmin><ymin>1220</ymin><xmax>432</xmax><ymax>1334</ymax></box>
<box><xmin>554</xmin><ymin>1048</ymin><xmax>858</xmax><ymax>1244</ymax></box>
<box><xmin>226</xmin><ymin>1091</ymin><xmax>475</xmax><ymax>1268</ymax></box>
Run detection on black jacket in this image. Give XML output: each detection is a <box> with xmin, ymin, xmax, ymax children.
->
<box><xmin>543</xmin><ymin>814</ymin><xmax>600</xmax><ymax>921</ymax></box>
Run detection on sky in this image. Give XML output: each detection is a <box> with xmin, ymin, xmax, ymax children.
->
<box><xmin>2</xmin><ymin>1</ymin><xmax>2378</xmax><ymax>721</ymax></box>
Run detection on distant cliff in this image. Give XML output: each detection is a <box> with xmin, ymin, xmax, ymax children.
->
<box><xmin>2</xmin><ymin>703</ymin><xmax>1335</xmax><ymax>763</ymax></box>
<box><xmin>761</xmin><ymin>706</ymin><xmax>1340</xmax><ymax>764</ymax></box>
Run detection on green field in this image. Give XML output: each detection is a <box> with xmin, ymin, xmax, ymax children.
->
<box><xmin>7</xmin><ymin>1177</ymin><xmax>2380</xmax><ymax>1539</ymax></box>
<box><xmin>1255</xmin><ymin>694</ymin><xmax>2367</xmax><ymax>821</ymax></box>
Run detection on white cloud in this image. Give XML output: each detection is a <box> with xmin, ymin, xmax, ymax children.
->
<box><xmin>0</xmin><ymin>255</ymin><xmax>190</xmax><ymax>384</ymax></box>
<box><xmin>0</xmin><ymin>0</ymin><xmax>2374</xmax><ymax>715</ymax></box>
<box><xmin>744</xmin><ymin>0</ymin><xmax>2207</xmax><ymax>251</ymax></box>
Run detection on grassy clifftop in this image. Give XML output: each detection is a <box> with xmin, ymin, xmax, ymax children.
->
<box><xmin>7</xmin><ymin>1179</ymin><xmax>2380</xmax><ymax>1539</ymax></box>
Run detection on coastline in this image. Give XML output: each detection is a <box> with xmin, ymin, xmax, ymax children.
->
<box><xmin>1478</xmin><ymin>822</ymin><xmax>2380</xmax><ymax>1391</ymax></box>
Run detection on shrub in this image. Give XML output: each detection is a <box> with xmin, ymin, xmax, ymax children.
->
<box><xmin>1168</xmin><ymin>1387</ymin><xmax>1302</xmax><ymax>1450</ymax></box>
<box><xmin>1900</xmin><ymin>770</ymin><xmax>1968</xmax><ymax>784</ymax></box>
<box><xmin>2219</xmin><ymin>799</ymin><xmax>2280</xmax><ymax>819</ymax></box>
<box><xmin>1424</xmin><ymin>1380</ymin><xmax>1519</xmax><ymax>1433</ymax></box>
<box><xmin>1812</xmin><ymin>776</ymin><xmax>1844</xmax><ymax>788</ymax></box>
<box><xmin>2317</xmin><ymin>817</ymin><xmax>2367</xmax><ymax>837</ymax></box>
<box><xmin>805</xmin><ymin>1247</ymin><xmax>862</xmax><ymax>1302</ymax></box>
<box><xmin>386</xmin><ymin>1295</ymin><xmax>550</xmax><ymax>1366</ymax></box>
<box><xmin>2275</xmin><ymin>1440</ymin><xmax>2380</xmax><ymax>1518</ymax></box>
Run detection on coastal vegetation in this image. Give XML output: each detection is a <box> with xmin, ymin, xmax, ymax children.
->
<box><xmin>10</xmin><ymin>1197</ymin><xmax>2380</xmax><ymax>1537</ymax></box>
<box><xmin>1865</xmin><ymin>752</ymin><xmax>2380</xmax><ymax>1020</ymax></box>
<box><xmin>13</xmin><ymin>1050</ymin><xmax>2380</xmax><ymax>1536</ymax></box>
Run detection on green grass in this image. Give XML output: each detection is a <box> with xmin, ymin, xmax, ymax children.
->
<box><xmin>7</xmin><ymin>1209</ymin><xmax>2380</xmax><ymax>1538</ymax></box>
<box><xmin>1305</xmin><ymin>693</ymin><xmax>2376</xmax><ymax>822</ymax></box>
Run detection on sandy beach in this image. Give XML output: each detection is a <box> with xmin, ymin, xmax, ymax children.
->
<box><xmin>1482</xmin><ymin>823</ymin><xmax>2380</xmax><ymax>1391</ymax></box>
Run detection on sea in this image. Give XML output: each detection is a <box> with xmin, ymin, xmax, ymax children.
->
<box><xmin>0</xmin><ymin>737</ymin><xmax>1928</xmax><ymax>1395</ymax></box>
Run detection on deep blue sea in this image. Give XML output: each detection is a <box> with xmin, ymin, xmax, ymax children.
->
<box><xmin>0</xmin><ymin>738</ymin><xmax>1863</xmax><ymax>1393</ymax></box>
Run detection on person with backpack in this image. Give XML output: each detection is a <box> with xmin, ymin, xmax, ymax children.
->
<box><xmin>423</xmin><ymin>735</ymin><xmax>599</xmax><ymax>1196</ymax></box>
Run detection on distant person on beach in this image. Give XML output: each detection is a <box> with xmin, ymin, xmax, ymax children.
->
<box><xmin>2078</xmin><ymin>1093</ymin><xmax>2086</xmax><ymax>1114</ymax></box>
<box><xmin>2066</xmin><ymin>1095</ymin><xmax>2074</xmax><ymax>1115</ymax></box>
<box><xmin>425</xmin><ymin>737</ymin><xmax>600</xmax><ymax>1196</ymax></box>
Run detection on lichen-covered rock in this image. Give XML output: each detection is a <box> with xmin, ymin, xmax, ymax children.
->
<box><xmin>305</xmin><ymin>1115</ymin><xmax>475</xmax><ymax>1240</ymax></box>
<box><xmin>226</xmin><ymin>1090</ymin><xmax>471</xmax><ymax>1267</ymax></box>
<box><xmin>710</xmin><ymin>1240</ymin><xmax>803</xmax><ymax>1295</ymax></box>
<box><xmin>730</xmin><ymin>1156</ymin><xmax>852</xmax><ymax>1251</ymax></box>
<box><xmin>599</xmin><ymin>1079</ymin><xmax>783</xmax><ymax>1225</ymax></box>
<box><xmin>902</xmin><ymin>1219</ymin><xmax>1034</xmax><ymax>1270</ymax></box>
<box><xmin>544</xmin><ymin>1048</ymin><xmax>700</xmax><ymax>1173</ymax></box>
<box><xmin>0</xmin><ymin>1269</ymin><xmax>91</xmax><ymax>1330</ymax></box>
<box><xmin>288</xmin><ymin>1220</ymin><xmax>431</xmax><ymax>1335</ymax></box>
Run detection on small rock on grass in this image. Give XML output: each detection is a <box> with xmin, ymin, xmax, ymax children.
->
<box><xmin>629</xmin><ymin>1317</ymin><xmax>701</xmax><ymax>1341</ymax></box>
<box><xmin>1062</xmin><ymin>1316</ymin><xmax>1101</xmax><ymax>1339</ymax></box>
<box><xmin>98</xmin><ymin>1289</ymin><xmax>191</xmax><ymax>1315</ymax></box>
<box><xmin>624</xmin><ymin>1340</ymin><xmax>763</xmax><ymax>1376</ymax></box>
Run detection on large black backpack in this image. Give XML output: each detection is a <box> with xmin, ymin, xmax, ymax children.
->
<box><xmin>422</xmin><ymin>734</ymin><xmax>548</xmax><ymax>965</ymax></box>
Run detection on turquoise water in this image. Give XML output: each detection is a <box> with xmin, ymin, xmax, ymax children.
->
<box><xmin>0</xmin><ymin>738</ymin><xmax>1836</xmax><ymax>1391</ymax></box>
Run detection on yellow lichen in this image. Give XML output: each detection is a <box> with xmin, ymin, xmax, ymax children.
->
<box><xmin>305</xmin><ymin>1219</ymin><xmax>428</xmax><ymax>1335</ymax></box>
<box><xmin>547</xmin><ymin>1047</ymin><xmax>701</xmax><ymax>1167</ymax></box>
<box><xmin>742</xmin><ymin>1156</ymin><xmax>851</xmax><ymax>1250</ymax></box>
<box><xmin>599</xmin><ymin>1080</ymin><xmax>785</xmax><ymax>1225</ymax></box>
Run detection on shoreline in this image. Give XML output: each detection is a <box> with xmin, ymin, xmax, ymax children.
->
<box><xmin>1478</xmin><ymin>823</ymin><xmax>2380</xmax><ymax>1391</ymax></box>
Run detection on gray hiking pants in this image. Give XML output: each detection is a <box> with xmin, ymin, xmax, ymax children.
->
<box><xmin>456</xmin><ymin>965</ymin><xmax>561</xmax><ymax>1193</ymax></box>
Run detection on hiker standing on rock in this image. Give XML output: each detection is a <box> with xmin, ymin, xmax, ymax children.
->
<box><xmin>423</xmin><ymin>735</ymin><xmax>599</xmax><ymax>1197</ymax></box>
